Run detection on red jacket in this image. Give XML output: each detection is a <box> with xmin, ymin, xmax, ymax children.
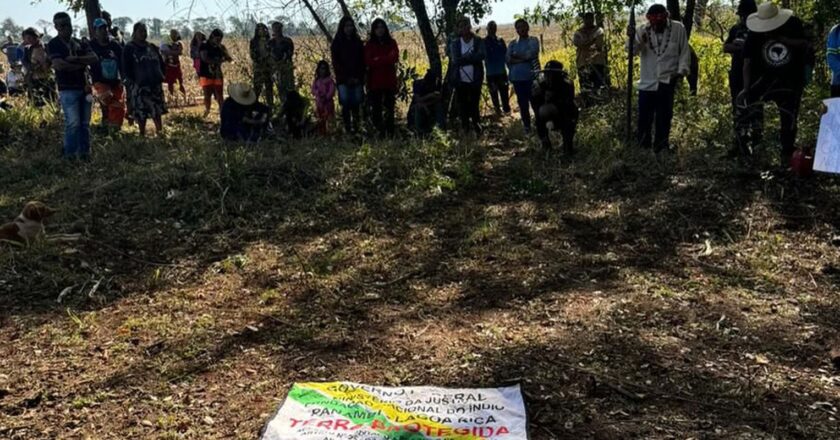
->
<box><xmin>364</xmin><ymin>38</ymin><xmax>399</xmax><ymax>92</ymax></box>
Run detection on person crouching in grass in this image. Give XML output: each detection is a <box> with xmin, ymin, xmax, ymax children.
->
<box><xmin>89</xmin><ymin>18</ymin><xmax>125</xmax><ymax>131</ymax></box>
<box><xmin>199</xmin><ymin>29</ymin><xmax>232</xmax><ymax>118</ymax></box>
<box><xmin>220</xmin><ymin>82</ymin><xmax>270</xmax><ymax>143</ymax></box>
<box><xmin>123</xmin><ymin>22</ymin><xmax>167</xmax><ymax>137</ymax></box>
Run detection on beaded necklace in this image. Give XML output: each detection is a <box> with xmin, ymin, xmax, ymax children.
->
<box><xmin>646</xmin><ymin>22</ymin><xmax>671</xmax><ymax>57</ymax></box>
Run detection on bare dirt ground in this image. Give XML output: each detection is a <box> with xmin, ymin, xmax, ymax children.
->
<box><xmin>2</xmin><ymin>98</ymin><xmax>840</xmax><ymax>439</ymax></box>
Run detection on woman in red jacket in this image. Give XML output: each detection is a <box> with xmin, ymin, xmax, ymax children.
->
<box><xmin>364</xmin><ymin>18</ymin><xmax>399</xmax><ymax>137</ymax></box>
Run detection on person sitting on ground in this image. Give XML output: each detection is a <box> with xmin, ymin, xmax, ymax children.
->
<box><xmin>829</xmin><ymin>21</ymin><xmax>840</xmax><ymax>98</ymax></box>
<box><xmin>573</xmin><ymin>12</ymin><xmax>608</xmax><ymax>93</ymax></box>
<box><xmin>89</xmin><ymin>18</ymin><xmax>125</xmax><ymax>131</ymax></box>
<box><xmin>533</xmin><ymin>60</ymin><xmax>579</xmax><ymax>155</ymax></box>
<box><xmin>738</xmin><ymin>1</ymin><xmax>809</xmax><ymax>167</ymax></box>
<box><xmin>280</xmin><ymin>89</ymin><xmax>311</xmax><ymax>139</ymax></box>
<box><xmin>21</xmin><ymin>27</ymin><xmax>55</xmax><ymax>107</ymax></box>
<box><xmin>408</xmin><ymin>68</ymin><xmax>444</xmax><ymax>136</ymax></box>
<box><xmin>160</xmin><ymin>29</ymin><xmax>187</xmax><ymax>104</ymax></box>
<box><xmin>484</xmin><ymin>21</ymin><xmax>511</xmax><ymax>116</ymax></box>
<box><xmin>450</xmin><ymin>16</ymin><xmax>486</xmax><ymax>133</ymax></box>
<box><xmin>199</xmin><ymin>29</ymin><xmax>232</xmax><ymax>118</ymax></box>
<box><xmin>311</xmin><ymin>60</ymin><xmax>336</xmax><ymax>135</ymax></box>
<box><xmin>123</xmin><ymin>22</ymin><xmax>167</xmax><ymax>137</ymax></box>
<box><xmin>220</xmin><ymin>82</ymin><xmax>270</xmax><ymax>142</ymax></box>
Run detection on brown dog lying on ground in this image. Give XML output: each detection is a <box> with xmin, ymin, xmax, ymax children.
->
<box><xmin>0</xmin><ymin>201</ymin><xmax>57</xmax><ymax>245</ymax></box>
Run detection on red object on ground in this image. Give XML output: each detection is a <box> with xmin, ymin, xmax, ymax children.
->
<box><xmin>790</xmin><ymin>150</ymin><xmax>814</xmax><ymax>177</ymax></box>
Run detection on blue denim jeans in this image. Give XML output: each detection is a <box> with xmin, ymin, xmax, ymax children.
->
<box><xmin>512</xmin><ymin>80</ymin><xmax>536</xmax><ymax>130</ymax></box>
<box><xmin>59</xmin><ymin>90</ymin><xmax>92</xmax><ymax>159</ymax></box>
<box><xmin>337</xmin><ymin>84</ymin><xmax>364</xmax><ymax>106</ymax></box>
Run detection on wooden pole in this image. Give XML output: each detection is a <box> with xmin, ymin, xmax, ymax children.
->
<box><xmin>626</xmin><ymin>2</ymin><xmax>636</xmax><ymax>147</ymax></box>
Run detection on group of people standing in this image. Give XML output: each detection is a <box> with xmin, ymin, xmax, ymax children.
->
<box><xmin>4</xmin><ymin>3</ymin><xmax>840</xmax><ymax>166</ymax></box>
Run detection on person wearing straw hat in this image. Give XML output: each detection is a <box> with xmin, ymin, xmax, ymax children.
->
<box><xmin>737</xmin><ymin>1</ymin><xmax>809</xmax><ymax>166</ymax></box>
<box><xmin>220</xmin><ymin>82</ymin><xmax>270</xmax><ymax>142</ymax></box>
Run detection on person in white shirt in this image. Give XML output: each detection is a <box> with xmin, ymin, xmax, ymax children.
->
<box><xmin>627</xmin><ymin>4</ymin><xmax>691</xmax><ymax>152</ymax></box>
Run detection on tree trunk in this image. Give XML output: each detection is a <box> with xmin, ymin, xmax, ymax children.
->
<box><xmin>666</xmin><ymin>0</ymin><xmax>681</xmax><ymax>21</ymax></box>
<box><xmin>694</xmin><ymin>0</ymin><xmax>708</xmax><ymax>29</ymax></box>
<box><xmin>408</xmin><ymin>0</ymin><xmax>442</xmax><ymax>76</ymax></box>
<box><xmin>683</xmin><ymin>0</ymin><xmax>696</xmax><ymax>37</ymax></box>
<box><xmin>83</xmin><ymin>0</ymin><xmax>102</xmax><ymax>37</ymax></box>
<box><xmin>441</xmin><ymin>0</ymin><xmax>460</xmax><ymax>43</ymax></box>
<box><xmin>336</xmin><ymin>0</ymin><xmax>352</xmax><ymax>19</ymax></box>
<box><xmin>300</xmin><ymin>0</ymin><xmax>332</xmax><ymax>43</ymax></box>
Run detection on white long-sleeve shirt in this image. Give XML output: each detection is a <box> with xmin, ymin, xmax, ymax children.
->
<box><xmin>628</xmin><ymin>20</ymin><xmax>691</xmax><ymax>91</ymax></box>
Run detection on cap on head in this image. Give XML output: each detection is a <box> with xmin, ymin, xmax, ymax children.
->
<box><xmin>93</xmin><ymin>18</ymin><xmax>109</xmax><ymax>29</ymax></box>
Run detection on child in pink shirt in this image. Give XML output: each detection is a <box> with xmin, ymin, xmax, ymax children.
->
<box><xmin>311</xmin><ymin>60</ymin><xmax>336</xmax><ymax>134</ymax></box>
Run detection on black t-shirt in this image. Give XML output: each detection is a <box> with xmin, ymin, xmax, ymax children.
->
<box><xmin>725</xmin><ymin>23</ymin><xmax>750</xmax><ymax>77</ymax></box>
<box><xmin>220</xmin><ymin>98</ymin><xmax>270</xmax><ymax>139</ymax></box>
<box><xmin>89</xmin><ymin>39</ymin><xmax>123</xmax><ymax>85</ymax></box>
<box><xmin>744</xmin><ymin>16</ymin><xmax>806</xmax><ymax>87</ymax></box>
<box><xmin>199</xmin><ymin>42</ymin><xmax>226</xmax><ymax>79</ymax></box>
<box><xmin>123</xmin><ymin>41</ymin><xmax>165</xmax><ymax>86</ymax></box>
<box><xmin>47</xmin><ymin>36</ymin><xmax>92</xmax><ymax>91</ymax></box>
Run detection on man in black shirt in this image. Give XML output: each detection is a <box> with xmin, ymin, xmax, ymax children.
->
<box><xmin>738</xmin><ymin>2</ymin><xmax>809</xmax><ymax>166</ymax></box>
<box><xmin>269</xmin><ymin>22</ymin><xmax>295</xmax><ymax>103</ymax></box>
<box><xmin>724</xmin><ymin>0</ymin><xmax>762</xmax><ymax>157</ymax></box>
<box><xmin>47</xmin><ymin>12</ymin><xmax>99</xmax><ymax>160</ymax></box>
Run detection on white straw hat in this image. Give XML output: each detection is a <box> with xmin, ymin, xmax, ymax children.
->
<box><xmin>227</xmin><ymin>83</ymin><xmax>257</xmax><ymax>106</ymax></box>
<box><xmin>747</xmin><ymin>2</ymin><xmax>793</xmax><ymax>32</ymax></box>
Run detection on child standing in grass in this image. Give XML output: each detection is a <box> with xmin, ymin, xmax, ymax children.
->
<box><xmin>311</xmin><ymin>60</ymin><xmax>336</xmax><ymax>134</ymax></box>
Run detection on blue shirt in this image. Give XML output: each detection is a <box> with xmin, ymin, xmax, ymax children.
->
<box><xmin>507</xmin><ymin>37</ymin><xmax>539</xmax><ymax>82</ymax></box>
<box><xmin>828</xmin><ymin>25</ymin><xmax>840</xmax><ymax>86</ymax></box>
<box><xmin>484</xmin><ymin>36</ymin><xmax>507</xmax><ymax>76</ymax></box>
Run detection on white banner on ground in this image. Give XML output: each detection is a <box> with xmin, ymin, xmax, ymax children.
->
<box><xmin>260</xmin><ymin>382</ymin><xmax>528</xmax><ymax>440</ymax></box>
<box><xmin>815</xmin><ymin>98</ymin><xmax>840</xmax><ymax>174</ymax></box>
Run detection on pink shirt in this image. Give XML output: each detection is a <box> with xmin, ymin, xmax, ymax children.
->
<box><xmin>311</xmin><ymin>76</ymin><xmax>336</xmax><ymax>115</ymax></box>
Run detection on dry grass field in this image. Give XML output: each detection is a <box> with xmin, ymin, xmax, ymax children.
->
<box><xmin>2</xmin><ymin>23</ymin><xmax>840</xmax><ymax>440</ymax></box>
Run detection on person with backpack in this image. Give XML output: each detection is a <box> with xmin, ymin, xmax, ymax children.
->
<box><xmin>89</xmin><ymin>18</ymin><xmax>125</xmax><ymax>131</ymax></box>
<box><xmin>123</xmin><ymin>22</ymin><xmax>167</xmax><ymax>137</ymax></box>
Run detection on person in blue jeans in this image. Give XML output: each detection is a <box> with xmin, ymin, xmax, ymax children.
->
<box><xmin>507</xmin><ymin>18</ymin><xmax>540</xmax><ymax>133</ymax></box>
<box><xmin>330</xmin><ymin>16</ymin><xmax>366</xmax><ymax>134</ymax></box>
<box><xmin>47</xmin><ymin>12</ymin><xmax>98</xmax><ymax>160</ymax></box>
<box><xmin>484</xmin><ymin>21</ymin><xmax>511</xmax><ymax>115</ymax></box>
